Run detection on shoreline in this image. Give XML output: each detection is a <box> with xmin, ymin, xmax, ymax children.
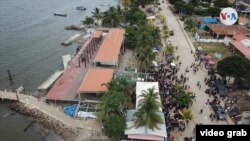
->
<box><xmin>9</xmin><ymin>102</ymin><xmax>108</xmax><ymax>141</ymax></box>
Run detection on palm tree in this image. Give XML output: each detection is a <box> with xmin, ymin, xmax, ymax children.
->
<box><xmin>102</xmin><ymin>77</ymin><xmax>132</xmax><ymax>96</ymax></box>
<box><xmin>102</xmin><ymin>6</ymin><xmax>121</xmax><ymax>27</ymax></box>
<box><xmin>137</xmin><ymin>47</ymin><xmax>156</xmax><ymax>72</ymax></box>
<box><xmin>92</xmin><ymin>7</ymin><xmax>102</xmax><ymax>26</ymax></box>
<box><xmin>134</xmin><ymin>87</ymin><xmax>163</xmax><ymax>130</ymax></box>
<box><xmin>165</xmin><ymin>43</ymin><xmax>175</xmax><ymax>55</ymax></box>
<box><xmin>175</xmin><ymin>92</ymin><xmax>193</xmax><ymax>107</ymax></box>
<box><xmin>97</xmin><ymin>91</ymin><xmax>129</xmax><ymax>120</ymax></box>
<box><xmin>82</xmin><ymin>16</ymin><xmax>94</xmax><ymax>27</ymax></box>
<box><xmin>151</xmin><ymin>27</ymin><xmax>162</xmax><ymax>47</ymax></box>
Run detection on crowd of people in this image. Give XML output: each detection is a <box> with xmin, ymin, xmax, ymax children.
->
<box><xmin>151</xmin><ymin>47</ymin><xmax>230</xmax><ymax>141</ymax></box>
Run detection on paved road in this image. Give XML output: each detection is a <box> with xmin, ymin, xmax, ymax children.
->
<box><xmin>159</xmin><ymin>2</ymin><xmax>231</xmax><ymax>140</ymax></box>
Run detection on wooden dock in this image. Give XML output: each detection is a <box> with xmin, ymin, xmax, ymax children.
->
<box><xmin>62</xmin><ymin>54</ymin><xmax>71</xmax><ymax>70</ymax></box>
<box><xmin>37</xmin><ymin>70</ymin><xmax>63</xmax><ymax>91</ymax></box>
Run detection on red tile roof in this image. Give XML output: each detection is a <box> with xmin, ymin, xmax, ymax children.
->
<box><xmin>94</xmin><ymin>28</ymin><xmax>125</xmax><ymax>64</ymax></box>
<box><xmin>207</xmin><ymin>24</ymin><xmax>250</xmax><ymax>36</ymax></box>
<box><xmin>231</xmin><ymin>34</ymin><xmax>250</xmax><ymax>59</ymax></box>
<box><xmin>78</xmin><ymin>68</ymin><xmax>114</xmax><ymax>93</ymax></box>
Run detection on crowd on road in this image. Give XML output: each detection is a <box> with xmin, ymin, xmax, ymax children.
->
<box><xmin>149</xmin><ymin>45</ymin><xmax>231</xmax><ymax>141</ymax></box>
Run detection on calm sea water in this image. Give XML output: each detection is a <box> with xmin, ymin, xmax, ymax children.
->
<box><xmin>0</xmin><ymin>0</ymin><xmax>117</xmax><ymax>140</ymax></box>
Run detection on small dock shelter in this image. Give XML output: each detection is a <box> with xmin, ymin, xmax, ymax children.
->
<box><xmin>78</xmin><ymin>68</ymin><xmax>114</xmax><ymax>99</ymax></box>
<box><xmin>93</xmin><ymin>28</ymin><xmax>125</xmax><ymax>67</ymax></box>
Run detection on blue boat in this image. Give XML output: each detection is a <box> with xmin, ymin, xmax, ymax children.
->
<box><xmin>76</xmin><ymin>6</ymin><xmax>86</xmax><ymax>11</ymax></box>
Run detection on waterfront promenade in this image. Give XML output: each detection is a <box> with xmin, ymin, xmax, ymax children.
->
<box><xmin>0</xmin><ymin>90</ymin><xmax>102</xmax><ymax>132</ymax></box>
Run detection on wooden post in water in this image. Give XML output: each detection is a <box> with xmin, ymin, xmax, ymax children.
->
<box><xmin>7</xmin><ymin>70</ymin><xmax>13</xmax><ymax>82</ymax></box>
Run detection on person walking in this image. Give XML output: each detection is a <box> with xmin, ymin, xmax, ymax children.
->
<box><xmin>200</xmin><ymin>109</ymin><xmax>203</xmax><ymax>114</ymax></box>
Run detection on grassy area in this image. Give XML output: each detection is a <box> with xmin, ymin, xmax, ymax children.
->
<box><xmin>193</xmin><ymin>42</ymin><xmax>234</xmax><ymax>62</ymax></box>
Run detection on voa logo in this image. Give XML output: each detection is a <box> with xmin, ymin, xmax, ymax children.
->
<box><xmin>220</xmin><ymin>7</ymin><xmax>238</xmax><ymax>25</ymax></box>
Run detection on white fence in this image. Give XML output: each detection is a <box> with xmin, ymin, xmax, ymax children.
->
<box><xmin>196</xmin><ymin>38</ymin><xmax>225</xmax><ymax>43</ymax></box>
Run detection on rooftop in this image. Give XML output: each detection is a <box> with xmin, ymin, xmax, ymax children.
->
<box><xmin>78</xmin><ymin>68</ymin><xmax>114</xmax><ymax>93</ymax></box>
<box><xmin>207</xmin><ymin>24</ymin><xmax>250</xmax><ymax>36</ymax></box>
<box><xmin>136</xmin><ymin>82</ymin><xmax>162</xmax><ymax>112</ymax></box>
<box><xmin>125</xmin><ymin>109</ymin><xmax>167</xmax><ymax>141</ymax></box>
<box><xmin>45</xmin><ymin>31</ymin><xmax>102</xmax><ymax>101</ymax></box>
<box><xmin>94</xmin><ymin>28</ymin><xmax>125</xmax><ymax>64</ymax></box>
<box><xmin>231</xmin><ymin>34</ymin><xmax>250</xmax><ymax>59</ymax></box>
<box><xmin>202</xmin><ymin>17</ymin><xmax>218</xmax><ymax>24</ymax></box>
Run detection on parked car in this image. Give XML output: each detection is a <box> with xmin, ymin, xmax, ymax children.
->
<box><xmin>213</xmin><ymin>104</ymin><xmax>227</xmax><ymax>120</ymax></box>
<box><xmin>170</xmin><ymin>30</ymin><xmax>174</xmax><ymax>36</ymax></box>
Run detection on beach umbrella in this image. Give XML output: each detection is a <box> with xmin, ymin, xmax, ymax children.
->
<box><xmin>208</xmin><ymin>60</ymin><xmax>216</xmax><ymax>65</ymax></box>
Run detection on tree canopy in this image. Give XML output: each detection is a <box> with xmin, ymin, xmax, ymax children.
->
<box><xmin>103</xmin><ymin>115</ymin><xmax>127</xmax><ymax>140</ymax></box>
<box><xmin>175</xmin><ymin>92</ymin><xmax>193</xmax><ymax>107</ymax></box>
<box><xmin>134</xmin><ymin>87</ymin><xmax>163</xmax><ymax>130</ymax></box>
<box><xmin>217</xmin><ymin>56</ymin><xmax>250</xmax><ymax>80</ymax></box>
<box><xmin>82</xmin><ymin>16</ymin><xmax>94</xmax><ymax>27</ymax></box>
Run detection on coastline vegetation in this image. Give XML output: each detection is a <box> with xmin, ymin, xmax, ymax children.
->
<box><xmin>83</xmin><ymin>0</ymin><xmax>166</xmax><ymax>140</ymax></box>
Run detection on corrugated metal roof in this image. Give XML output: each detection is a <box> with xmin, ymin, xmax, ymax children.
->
<box><xmin>202</xmin><ymin>17</ymin><xmax>218</xmax><ymax>24</ymax></box>
<box><xmin>125</xmin><ymin>109</ymin><xmax>167</xmax><ymax>140</ymax></box>
<box><xmin>94</xmin><ymin>28</ymin><xmax>125</xmax><ymax>64</ymax></box>
<box><xmin>78</xmin><ymin>68</ymin><xmax>114</xmax><ymax>93</ymax></box>
<box><xmin>136</xmin><ymin>82</ymin><xmax>162</xmax><ymax>112</ymax></box>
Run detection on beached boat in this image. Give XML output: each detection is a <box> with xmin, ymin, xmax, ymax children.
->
<box><xmin>54</xmin><ymin>13</ymin><xmax>67</xmax><ymax>17</ymax></box>
<box><xmin>76</xmin><ymin>6</ymin><xmax>86</xmax><ymax>11</ymax></box>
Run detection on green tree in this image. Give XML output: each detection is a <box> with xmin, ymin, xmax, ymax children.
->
<box><xmin>102</xmin><ymin>6</ymin><xmax>121</xmax><ymax>27</ymax></box>
<box><xmin>137</xmin><ymin>47</ymin><xmax>156</xmax><ymax>71</ymax></box>
<box><xmin>190</xmin><ymin>0</ymin><xmax>199</xmax><ymax>6</ymax></box>
<box><xmin>102</xmin><ymin>77</ymin><xmax>132</xmax><ymax>96</ymax></box>
<box><xmin>180</xmin><ymin>108</ymin><xmax>193</xmax><ymax>120</ymax></box>
<box><xmin>125</xmin><ymin>27</ymin><xmax>138</xmax><ymax>49</ymax></box>
<box><xmin>124</xmin><ymin>8</ymin><xmax>147</xmax><ymax>26</ymax></box>
<box><xmin>134</xmin><ymin>87</ymin><xmax>163</xmax><ymax>130</ymax></box>
<box><xmin>184</xmin><ymin>18</ymin><xmax>196</xmax><ymax>31</ymax></box>
<box><xmin>151</xmin><ymin>27</ymin><xmax>162</xmax><ymax>47</ymax></box>
<box><xmin>92</xmin><ymin>7</ymin><xmax>102</xmax><ymax>25</ymax></box>
<box><xmin>175</xmin><ymin>93</ymin><xmax>193</xmax><ymax>107</ymax></box>
<box><xmin>103</xmin><ymin>115</ymin><xmax>127</xmax><ymax>140</ymax></box>
<box><xmin>217</xmin><ymin>56</ymin><xmax>250</xmax><ymax>81</ymax></box>
<box><xmin>207</xmin><ymin>7</ymin><xmax>221</xmax><ymax>17</ymax></box>
<box><xmin>174</xmin><ymin>1</ymin><xmax>186</xmax><ymax>13</ymax></box>
<box><xmin>97</xmin><ymin>91</ymin><xmax>129</xmax><ymax>120</ymax></box>
<box><xmin>165</xmin><ymin>43</ymin><xmax>175</xmax><ymax>55</ymax></box>
<box><xmin>82</xmin><ymin>16</ymin><xmax>94</xmax><ymax>27</ymax></box>
<box><xmin>214</xmin><ymin>0</ymin><xmax>230</xmax><ymax>7</ymax></box>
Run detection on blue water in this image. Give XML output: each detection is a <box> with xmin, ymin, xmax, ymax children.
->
<box><xmin>0</xmin><ymin>0</ymin><xmax>117</xmax><ymax>140</ymax></box>
<box><xmin>0</xmin><ymin>0</ymin><xmax>117</xmax><ymax>92</ymax></box>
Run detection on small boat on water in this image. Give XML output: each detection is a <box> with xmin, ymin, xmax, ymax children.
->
<box><xmin>54</xmin><ymin>13</ymin><xmax>67</xmax><ymax>17</ymax></box>
<box><xmin>76</xmin><ymin>6</ymin><xmax>86</xmax><ymax>11</ymax></box>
